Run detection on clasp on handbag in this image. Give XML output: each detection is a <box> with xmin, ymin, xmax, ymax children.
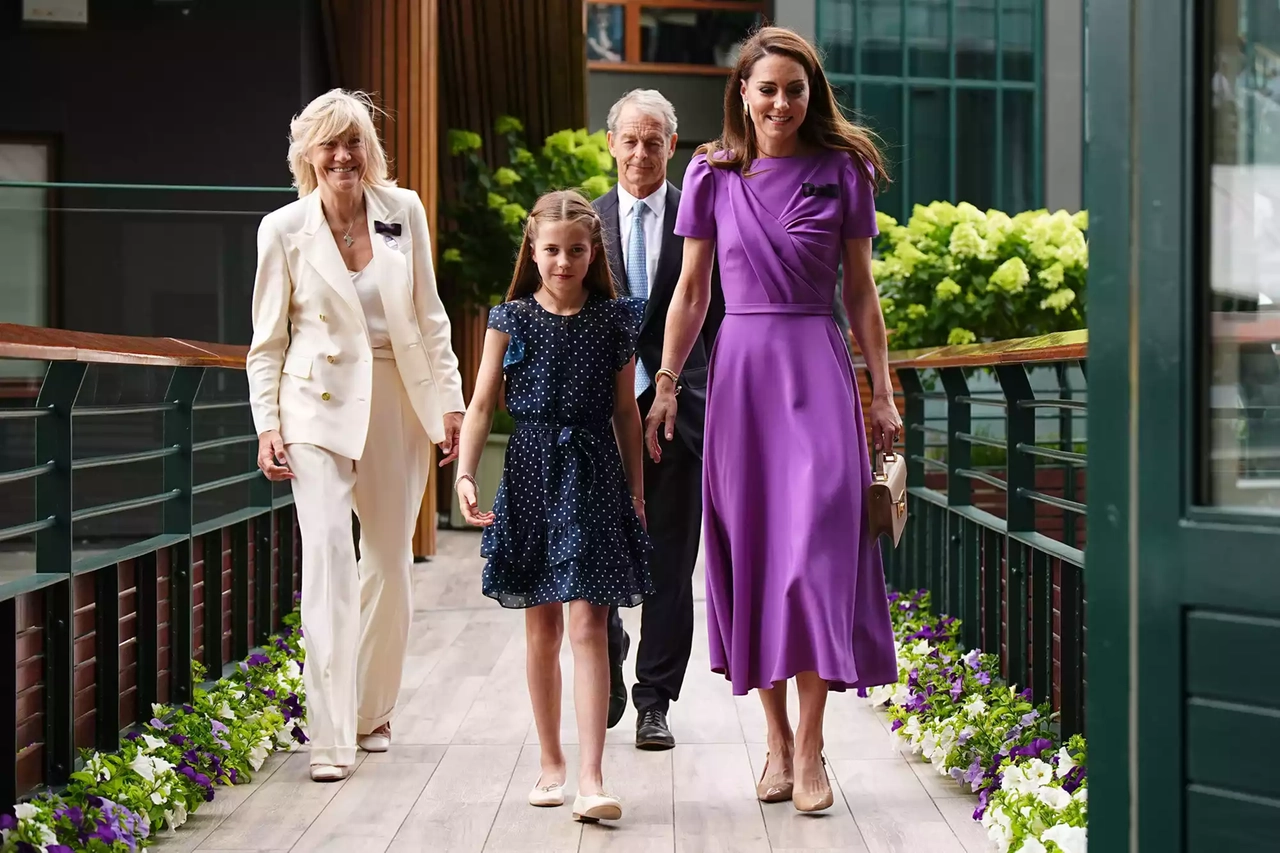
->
<box><xmin>895</xmin><ymin>495</ymin><xmax>906</xmax><ymax>517</ymax></box>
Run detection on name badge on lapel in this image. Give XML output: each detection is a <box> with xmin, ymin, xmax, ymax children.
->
<box><xmin>375</xmin><ymin>220</ymin><xmax>402</xmax><ymax>250</ymax></box>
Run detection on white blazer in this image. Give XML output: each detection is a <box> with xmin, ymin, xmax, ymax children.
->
<box><xmin>246</xmin><ymin>184</ymin><xmax>466</xmax><ymax>461</ymax></box>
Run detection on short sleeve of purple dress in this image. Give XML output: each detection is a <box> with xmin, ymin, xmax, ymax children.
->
<box><xmin>674</xmin><ymin>149</ymin><xmax>898</xmax><ymax>695</ymax></box>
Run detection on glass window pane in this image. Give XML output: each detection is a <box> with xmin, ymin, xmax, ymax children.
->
<box><xmin>639</xmin><ymin>7</ymin><xmax>759</xmax><ymax>67</ymax></box>
<box><xmin>907</xmin><ymin>0</ymin><xmax>949</xmax><ymax>78</ymax></box>
<box><xmin>955</xmin><ymin>0</ymin><xmax>996</xmax><ymax>79</ymax></box>
<box><xmin>956</xmin><ymin>88</ymin><xmax>996</xmax><ymax>211</ymax></box>
<box><xmin>1001</xmin><ymin>89</ymin><xmax>1035</xmax><ymax>212</ymax></box>
<box><xmin>909</xmin><ymin>86</ymin><xmax>950</xmax><ymax>206</ymax></box>
<box><xmin>859</xmin><ymin>82</ymin><xmax>905</xmax><ymax>221</ymax></box>
<box><xmin>1001</xmin><ymin>0</ymin><xmax>1036</xmax><ymax>82</ymax></box>
<box><xmin>586</xmin><ymin>4</ymin><xmax>625</xmax><ymax>63</ymax></box>
<box><xmin>1204</xmin><ymin>2</ymin><xmax>1280</xmax><ymax>511</ymax></box>
<box><xmin>859</xmin><ymin>0</ymin><xmax>903</xmax><ymax>76</ymax></box>
<box><xmin>816</xmin><ymin>0</ymin><xmax>857</xmax><ymax>75</ymax></box>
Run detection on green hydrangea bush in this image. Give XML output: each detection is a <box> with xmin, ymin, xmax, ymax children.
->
<box><xmin>873</xmin><ymin>201</ymin><xmax>1089</xmax><ymax>350</ymax></box>
<box><xmin>440</xmin><ymin>116</ymin><xmax>617</xmax><ymax>307</ymax></box>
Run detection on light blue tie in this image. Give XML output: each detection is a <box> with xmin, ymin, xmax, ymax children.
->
<box><xmin>626</xmin><ymin>202</ymin><xmax>651</xmax><ymax>397</ymax></box>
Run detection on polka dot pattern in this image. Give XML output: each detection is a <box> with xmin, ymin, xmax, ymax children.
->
<box><xmin>479</xmin><ymin>294</ymin><xmax>654</xmax><ymax>609</ymax></box>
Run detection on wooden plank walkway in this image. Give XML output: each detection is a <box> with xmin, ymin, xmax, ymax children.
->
<box><xmin>153</xmin><ymin>531</ymin><xmax>992</xmax><ymax>853</ymax></box>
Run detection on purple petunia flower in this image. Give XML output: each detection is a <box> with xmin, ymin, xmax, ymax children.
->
<box><xmin>0</xmin><ymin>813</ymin><xmax>15</xmax><ymax>830</ymax></box>
<box><xmin>124</xmin><ymin>731</ymin><xmax>141</xmax><ymax>742</ymax></box>
<box><xmin>1020</xmin><ymin>710</ymin><xmax>1040</xmax><ymax>727</ymax></box>
<box><xmin>211</xmin><ymin>720</ymin><xmax>228</xmax><ymax>734</ymax></box>
<box><xmin>292</xmin><ymin>725</ymin><xmax>309</xmax><ymax>744</ymax></box>
<box><xmin>949</xmin><ymin>679</ymin><xmax>963</xmax><ymax>701</ymax></box>
<box><xmin>149</xmin><ymin>717</ymin><xmax>171</xmax><ymax>731</ymax></box>
<box><xmin>890</xmin><ymin>718</ymin><xmax>904</xmax><ymax>732</ymax></box>
<box><xmin>247</xmin><ymin>652</ymin><xmax>272</xmax><ymax>667</ymax></box>
<box><xmin>976</xmin><ymin>672</ymin><xmax>992</xmax><ymax>686</ymax></box>
<box><xmin>169</xmin><ymin>733</ymin><xmax>190</xmax><ymax>747</ymax></box>
<box><xmin>183</xmin><ymin>704</ymin><xmax>196</xmax><ymax>714</ymax></box>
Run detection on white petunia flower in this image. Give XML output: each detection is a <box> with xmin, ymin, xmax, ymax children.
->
<box><xmin>1017</xmin><ymin>838</ymin><xmax>1048</xmax><ymax>853</ymax></box>
<box><xmin>963</xmin><ymin>696</ymin><xmax>987</xmax><ymax>717</ymax></box>
<box><xmin>13</xmin><ymin>802</ymin><xmax>38</xmax><ymax>820</ymax></box>
<box><xmin>1055</xmin><ymin>747</ymin><xmax>1076</xmax><ymax>778</ymax></box>
<box><xmin>1041</xmin><ymin>823</ymin><xmax>1088</xmax><ymax>853</ymax></box>
<box><xmin>1073</xmin><ymin>786</ymin><xmax>1088</xmax><ymax>803</ymax></box>
<box><xmin>129</xmin><ymin>755</ymin><xmax>157</xmax><ymax>782</ymax></box>
<box><xmin>219</xmin><ymin>701</ymin><xmax>236</xmax><ymax>720</ymax></box>
<box><xmin>1035</xmin><ymin>784</ymin><xmax>1073</xmax><ymax>810</ymax></box>
<box><xmin>142</xmin><ymin>734</ymin><xmax>166</xmax><ymax>753</ymax></box>
<box><xmin>911</xmin><ymin>639</ymin><xmax>931</xmax><ymax>656</ymax></box>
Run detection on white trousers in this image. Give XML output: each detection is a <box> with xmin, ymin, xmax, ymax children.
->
<box><xmin>287</xmin><ymin>357</ymin><xmax>429</xmax><ymax>766</ymax></box>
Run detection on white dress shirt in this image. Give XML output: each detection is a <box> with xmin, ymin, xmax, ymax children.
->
<box><xmin>350</xmin><ymin>260</ymin><xmax>391</xmax><ymax>349</ymax></box>
<box><xmin>616</xmin><ymin>182</ymin><xmax>666</xmax><ymax>291</ymax></box>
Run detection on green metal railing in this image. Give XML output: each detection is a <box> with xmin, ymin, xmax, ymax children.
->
<box><xmin>858</xmin><ymin>329</ymin><xmax>1087</xmax><ymax>738</ymax></box>
<box><xmin>0</xmin><ymin>324</ymin><xmax>298</xmax><ymax>810</ymax></box>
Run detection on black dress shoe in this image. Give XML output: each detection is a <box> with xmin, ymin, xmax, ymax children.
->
<box><xmin>607</xmin><ymin>629</ymin><xmax>630</xmax><ymax>729</ymax></box>
<box><xmin>607</xmin><ymin>662</ymin><xmax>627</xmax><ymax>728</ymax></box>
<box><xmin>635</xmin><ymin>708</ymin><xmax>675</xmax><ymax>750</ymax></box>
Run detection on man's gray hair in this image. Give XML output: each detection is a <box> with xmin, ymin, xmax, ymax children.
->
<box><xmin>606</xmin><ymin>89</ymin><xmax>678</xmax><ymax>139</ymax></box>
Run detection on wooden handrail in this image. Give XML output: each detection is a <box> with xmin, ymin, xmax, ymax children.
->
<box><xmin>0</xmin><ymin>323</ymin><xmax>247</xmax><ymax>369</ymax></box>
<box><xmin>853</xmin><ymin>329</ymin><xmax>1089</xmax><ymax>370</ymax></box>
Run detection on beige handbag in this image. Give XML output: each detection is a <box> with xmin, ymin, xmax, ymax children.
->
<box><xmin>868</xmin><ymin>451</ymin><xmax>908</xmax><ymax>547</ymax></box>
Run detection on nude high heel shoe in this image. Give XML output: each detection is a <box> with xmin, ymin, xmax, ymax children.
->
<box><xmin>792</xmin><ymin>756</ymin><xmax>834</xmax><ymax>813</ymax></box>
<box><xmin>756</xmin><ymin>752</ymin><xmax>794</xmax><ymax>803</ymax></box>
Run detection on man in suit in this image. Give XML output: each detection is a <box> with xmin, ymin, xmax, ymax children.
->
<box><xmin>595</xmin><ymin>89</ymin><xmax>725</xmax><ymax>750</ymax></box>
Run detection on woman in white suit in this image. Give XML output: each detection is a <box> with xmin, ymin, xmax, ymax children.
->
<box><xmin>247</xmin><ymin>89</ymin><xmax>466</xmax><ymax>782</ymax></box>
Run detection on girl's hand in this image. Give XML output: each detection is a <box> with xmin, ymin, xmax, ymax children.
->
<box><xmin>456</xmin><ymin>475</ymin><xmax>495</xmax><ymax>527</ymax></box>
<box><xmin>257</xmin><ymin>430</ymin><xmax>293</xmax><ymax>481</ymax></box>
<box><xmin>644</xmin><ymin>385</ymin><xmax>679</xmax><ymax>463</ymax></box>
<box><xmin>632</xmin><ymin>496</ymin><xmax>647</xmax><ymax>531</ymax></box>
<box><xmin>869</xmin><ymin>394</ymin><xmax>903</xmax><ymax>453</ymax></box>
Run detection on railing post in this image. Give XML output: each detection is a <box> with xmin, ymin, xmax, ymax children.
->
<box><xmin>35</xmin><ymin>360</ymin><xmax>86</xmax><ymax>788</ymax></box>
<box><xmin>164</xmin><ymin>367</ymin><xmax>204</xmax><ymax>704</ymax></box>
<box><xmin>997</xmin><ymin>364</ymin><xmax>1036</xmax><ymax>692</ymax></box>
<box><xmin>940</xmin><ymin>367</ymin><xmax>973</xmax><ymax>640</ymax></box>
<box><xmin>895</xmin><ymin>367</ymin><xmax>926</xmax><ymax>593</ymax></box>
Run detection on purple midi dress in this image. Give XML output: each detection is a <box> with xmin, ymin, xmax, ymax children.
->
<box><xmin>674</xmin><ymin>149</ymin><xmax>899</xmax><ymax>695</ymax></box>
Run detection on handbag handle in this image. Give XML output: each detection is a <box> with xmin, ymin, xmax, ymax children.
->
<box><xmin>873</xmin><ymin>450</ymin><xmax>897</xmax><ymax>482</ymax></box>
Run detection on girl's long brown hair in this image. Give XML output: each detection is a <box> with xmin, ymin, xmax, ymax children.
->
<box><xmin>699</xmin><ymin>26</ymin><xmax>890</xmax><ymax>191</ymax></box>
<box><xmin>504</xmin><ymin>189</ymin><xmax>617</xmax><ymax>302</ymax></box>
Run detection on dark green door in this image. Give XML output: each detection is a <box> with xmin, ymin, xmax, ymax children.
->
<box><xmin>1088</xmin><ymin>0</ymin><xmax>1280</xmax><ymax>850</ymax></box>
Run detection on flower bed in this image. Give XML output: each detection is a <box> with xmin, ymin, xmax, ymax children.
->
<box><xmin>1</xmin><ymin>605</ymin><xmax>308</xmax><ymax>852</ymax></box>
<box><xmin>861</xmin><ymin>590</ymin><xmax>1088</xmax><ymax>853</ymax></box>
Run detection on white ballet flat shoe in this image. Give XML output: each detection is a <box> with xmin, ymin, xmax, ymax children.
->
<box><xmin>572</xmin><ymin>792</ymin><xmax>622</xmax><ymax>822</ymax></box>
<box><xmin>358</xmin><ymin>723</ymin><xmax>391</xmax><ymax>753</ymax></box>
<box><xmin>528</xmin><ymin>779</ymin><xmax>566</xmax><ymax>807</ymax></box>
<box><xmin>309</xmin><ymin>763</ymin><xmax>349</xmax><ymax>782</ymax></box>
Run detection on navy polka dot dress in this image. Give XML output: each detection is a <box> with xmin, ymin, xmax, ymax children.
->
<box><xmin>480</xmin><ymin>293</ymin><xmax>654</xmax><ymax>609</ymax></box>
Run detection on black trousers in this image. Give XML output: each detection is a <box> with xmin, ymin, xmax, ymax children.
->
<box><xmin>607</xmin><ymin>386</ymin><xmax>703</xmax><ymax>714</ymax></box>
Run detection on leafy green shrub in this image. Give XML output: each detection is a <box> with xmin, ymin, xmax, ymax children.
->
<box><xmin>440</xmin><ymin>116</ymin><xmax>617</xmax><ymax>307</ymax></box>
<box><xmin>874</xmin><ymin>201</ymin><xmax>1089</xmax><ymax>350</ymax></box>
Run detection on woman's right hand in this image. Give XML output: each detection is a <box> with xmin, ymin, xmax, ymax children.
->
<box><xmin>257</xmin><ymin>430</ymin><xmax>293</xmax><ymax>481</ymax></box>
<box><xmin>456</xmin><ymin>476</ymin><xmax>495</xmax><ymax>527</ymax></box>
<box><xmin>644</xmin><ymin>384</ymin><xmax>679</xmax><ymax>463</ymax></box>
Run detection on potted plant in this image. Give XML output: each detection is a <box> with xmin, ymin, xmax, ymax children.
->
<box><xmin>872</xmin><ymin>201</ymin><xmax>1089</xmax><ymax>349</ymax></box>
<box><xmin>439</xmin><ymin>116</ymin><xmax>617</xmax><ymax>308</ymax></box>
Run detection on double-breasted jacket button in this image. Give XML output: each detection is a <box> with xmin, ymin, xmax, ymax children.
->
<box><xmin>326</xmin><ymin>355</ymin><xmax>336</xmax><ymax>363</ymax></box>
<box><xmin>319</xmin><ymin>313</ymin><xmax>327</xmax><ymax>322</ymax></box>
<box><xmin>321</xmin><ymin>392</ymin><xmax>331</xmax><ymax>401</ymax></box>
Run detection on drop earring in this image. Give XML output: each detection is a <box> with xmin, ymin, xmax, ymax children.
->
<box><xmin>743</xmin><ymin>100</ymin><xmax>749</xmax><ymax>117</ymax></box>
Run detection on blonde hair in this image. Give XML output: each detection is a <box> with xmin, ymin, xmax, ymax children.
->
<box><xmin>287</xmin><ymin>89</ymin><xmax>396</xmax><ymax>197</ymax></box>
<box><xmin>505</xmin><ymin>190</ymin><xmax>617</xmax><ymax>302</ymax></box>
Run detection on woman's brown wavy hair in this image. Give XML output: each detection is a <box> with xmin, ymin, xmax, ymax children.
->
<box><xmin>698</xmin><ymin>26</ymin><xmax>890</xmax><ymax>191</ymax></box>
<box><xmin>504</xmin><ymin>189</ymin><xmax>617</xmax><ymax>302</ymax></box>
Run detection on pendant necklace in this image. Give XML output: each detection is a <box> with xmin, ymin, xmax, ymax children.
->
<box><xmin>341</xmin><ymin>214</ymin><xmax>356</xmax><ymax>248</ymax></box>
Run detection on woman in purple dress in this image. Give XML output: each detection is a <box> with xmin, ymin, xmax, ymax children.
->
<box><xmin>643</xmin><ymin>27</ymin><xmax>902</xmax><ymax>813</ymax></box>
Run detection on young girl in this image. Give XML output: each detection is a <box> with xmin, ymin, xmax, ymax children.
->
<box><xmin>454</xmin><ymin>189</ymin><xmax>653</xmax><ymax>823</ymax></box>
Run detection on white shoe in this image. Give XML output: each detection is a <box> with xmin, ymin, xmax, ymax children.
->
<box><xmin>310</xmin><ymin>763</ymin><xmax>349</xmax><ymax>782</ymax></box>
<box><xmin>528</xmin><ymin>778</ymin><xmax>566</xmax><ymax>807</ymax></box>
<box><xmin>572</xmin><ymin>792</ymin><xmax>622</xmax><ymax>822</ymax></box>
<box><xmin>358</xmin><ymin>723</ymin><xmax>391</xmax><ymax>753</ymax></box>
